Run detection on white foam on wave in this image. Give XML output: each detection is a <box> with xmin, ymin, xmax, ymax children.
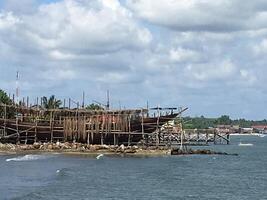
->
<box><xmin>6</xmin><ymin>154</ymin><xmax>48</xmax><ymax>162</ymax></box>
<box><xmin>96</xmin><ymin>154</ymin><xmax>104</xmax><ymax>159</ymax></box>
<box><xmin>238</xmin><ymin>143</ymin><xmax>254</xmax><ymax>147</ymax></box>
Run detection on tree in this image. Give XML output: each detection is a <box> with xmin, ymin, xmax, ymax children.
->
<box><xmin>0</xmin><ymin>89</ymin><xmax>14</xmax><ymax>117</ymax></box>
<box><xmin>86</xmin><ymin>103</ymin><xmax>104</xmax><ymax>110</ymax></box>
<box><xmin>215</xmin><ymin>115</ymin><xmax>231</xmax><ymax>125</ymax></box>
<box><xmin>0</xmin><ymin>89</ymin><xmax>12</xmax><ymax>105</ymax></box>
<box><xmin>42</xmin><ymin>95</ymin><xmax>62</xmax><ymax>109</ymax></box>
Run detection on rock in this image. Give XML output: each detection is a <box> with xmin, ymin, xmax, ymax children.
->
<box><xmin>125</xmin><ymin>149</ymin><xmax>137</xmax><ymax>153</ymax></box>
<box><xmin>77</xmin><ymin>146</ymin><xmax>85</xmax><ymax>152</ymax></box>
<box><xmin>47</xmin><ymin>144</ymin><xmax>53</xmax><ymax>150</ymax></box>
<box><xmin>72</xmin><ymin>144</ymin><xmax>77</xmax><ymax>149</ymax></box>
<box><xmin>76</xmin><ymin>143</ymin><xmax>82</xmax><ymax>148</ymax></box>
<box><xmin>0</xmin><ymin>143</ymin><xmax>5</xmax><ymax>150</ymax></box>
<box><xmin>61</xmin><ymin>142</ymin><xmax>71</xmax><ymax>149</ymax></box>
<box><xmin>132</xmin><ymin>145</ymin><xmax>139</xmax><ymax>150</ymax></box>
<box><xmin>7</xmin><ymin>144</ymin><xmax>16</xmax><ymax>150</ymax></box>
<box><xmin>166</xmin><ymin>149</ymin><xmax>172</xmax><ymax>155</ymax></box>
<box><xmin>53</xmin><ymin>144</ymin><xmax>60</xmax><ymax>150</ymax></box>
<box><xmin>120</xmin><ymin>144</ymin><xmax>125</xmax><ymax>151</ymax></box>
<box><xmin>89</xmin><ymin>145</ymin><xmax>97</xmax><ymax>151</ymax></box>
<box><xmin>99</xmin><ymin>145</ymin><xmax>110</xmax><ymax>150</ymax></box>
<box><xmin>116</xmin><ymin>144</ymin><xmax>125</xmax><ymax>153</ymax></box>
<box><xmin>33</xmin><ymin>142</ymin><xmax>41</xmax><ymax>149</ymax></box>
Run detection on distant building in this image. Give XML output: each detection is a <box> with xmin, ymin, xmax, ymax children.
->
<box><xmin>240</xmin><ymin>128</ymin><xmax>253</xmax><ymax>134</ymax></box>
<box><xmin>251</xmin><ymin>125</ymin><xmax>267</xmax><ymax>134</ymax></box>
<box><xmin>216</xmin><ymin>125</ymin><xmax>240</xmax><ymax>134</ymax></box>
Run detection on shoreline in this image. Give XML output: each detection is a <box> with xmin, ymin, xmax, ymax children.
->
<box><xmin>0</xmin><ymin>143</ymin><xmax>172</xmax><ymax>157</ymax></box>
<box><xmin>230</xmin><ymin>133</ymin><xmax>266</xmax><ymax>136</ymax></box>
<box><xmin>0</xmin><ymin>142</ymin><xmax>237</xmax><ymax>157</ymax></box>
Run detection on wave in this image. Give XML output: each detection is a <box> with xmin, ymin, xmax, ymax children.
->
<box><xmin>6</xmin><ymin>154</ymin><xmax>49</xmax><ymax>162</ymax></box>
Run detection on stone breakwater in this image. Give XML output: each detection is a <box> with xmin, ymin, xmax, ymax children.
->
<box><xmin>0</xmin><ymin>142</ymin><xmax>171</xmax><ymax>155</ymax></box>
<box><xmin>0</xmin><ymin>142</ymin><xmax>237</xmax><ymax>156</ymax></box>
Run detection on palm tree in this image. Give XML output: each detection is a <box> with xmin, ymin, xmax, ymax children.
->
<box><xmin>42</xmin><ymin>95</ymin><xmax>62</xmax><ymax>109</ymax></box>
<box><xmin>0</xmin><ymin>89</ymin><xmax>14</xmax><ymax>117</ymax></box>
<box><xmin>86</xmin><ymin>103</ymin><xmax>104</xmax><ymax>110</ymax></box>
<box><xmin>0</xmin><ymin>89</ymin><xmax>12</xmax><ymax>105</ymax></box>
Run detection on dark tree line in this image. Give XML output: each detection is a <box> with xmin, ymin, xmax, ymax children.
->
<box><xmin>182</xmin><ymin>115</ymin><xmax>267</xmax><ymax>129</ymax></box>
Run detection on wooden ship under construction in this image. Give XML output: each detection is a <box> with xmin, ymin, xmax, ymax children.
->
<box><xmin>0</xmin><ymin>101</ymin><xmax>189</xmax><ymax>146</ymax></box>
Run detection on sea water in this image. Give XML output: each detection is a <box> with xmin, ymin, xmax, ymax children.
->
<box><xmin>0</xmin><ymin>135</ymin><xmax>267</xmax><ymax>200</ymax></box>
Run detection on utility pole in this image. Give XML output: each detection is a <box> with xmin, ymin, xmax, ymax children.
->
<box><xmin>82</xmin><ymin>91</ymin><xmax>85</xmax><ymax>109</ymax></box>
<box><xmin>106</xmin><ymin>90</ymin><xmax>110</xmax><ymax>110</ymax></box>
<box><xmin>16</xmin><ymin>71</ymin><xmax>20</xmax><ymax>105</ymax></box>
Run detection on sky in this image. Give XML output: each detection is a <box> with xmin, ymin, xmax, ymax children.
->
<box><xmin>0</xmin><ymin>0</ymin><xmax>267</xmax><ymax>119</ymax></box>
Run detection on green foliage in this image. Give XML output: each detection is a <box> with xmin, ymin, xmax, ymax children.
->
<box><xmin>86</xmin><ymin>103</ymin><xmax>104</xmax><ymax>110</ymax></box>
<box><xmin>42</xmin><ymin>95</ymin><xmax>62</xmax><ymax>109</ymax></box>
<box><xmin>0</xmin><ymin>89</ymin><xmax>12</xmax><ymax>105</ymax></box>
<box><xmin>182</xmin><ymin>116</ymin><xmax>217</xmax><ymax>129</ymax></box>
<box><xmin>182</xmin><ymin>115</ymin><xmax>267</xmax><ymax>129</ymax></box>
<box><xmin>215</xmin><ymin>115</ymin><xmax>231</xmax><ymax>125</ymax></box>
<box><xmin>0</xmin><ymin>89</ymin><xmax>14</xmax><ymax>118</ymax></box>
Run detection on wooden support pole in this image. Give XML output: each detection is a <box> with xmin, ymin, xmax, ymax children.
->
<box><xmin>214</xmin><ymin>131</ymin><xmax>217</xmax><ymax>145</ymax></box>
<box><xmin>113</xmin><ymin>133</ymin><xmax>116</xmax><ymax>146</ymax></box>
<box><xmin>34</xmin><ymin>118</ymin><xmax>38</xmax><ymax>143</ymax></box>
<box><xmin>141</xmin><ymin>109</ymin><xmax>144</xmax><ymax>140</ymax></box>
<box><xmin>82</xmin><ymin>91</ymin><xmax>85</xmax><ymax>109</ymax></box>
<box><xmin>87</xmin><ymin>133</ymin><xmax>90</xmax><ymax>145</ymax></box>
<box><xmin>156</xmin><ymin>107</ymin><xmax>160</xmax><ymax>147</ymax></box>
<box><xmin>50</xmin><ymin>111</ymin><xmax>54</xmax><ymax>143</ymax></box>
<box><xmin>25</xmin><ymin>131</ymin><xmax>28</xmax><ymax>144</ymax></box>
<box><xmin>27</xmin><ymin>96</ymin><xmax>29</xmax><ymax>108</ymax></box>
<box><xmin>127</xmin><ymin>114</ymin><xmax>131</xmax><ymax>146</ymax></box>
<box><xmin>101</xmin><ymin>133</ymin><xmax>104</xmax><ymax>145</ymax></box>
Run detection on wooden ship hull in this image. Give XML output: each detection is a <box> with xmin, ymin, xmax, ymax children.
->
<box><xmin>0</xmin><ymin>106</ymin><xmax>186</xmax><ymax>145</ymax></box>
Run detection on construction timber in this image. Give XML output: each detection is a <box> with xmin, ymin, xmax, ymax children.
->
<box><xmin>0</xmin><ymin>103</ymin><xmax>230</xmax><ymax>146</ymax></box>
<box><xmin>0</xmin><ymin>103</ymin><xmax>189</xmax><ymax>145</ymax></box>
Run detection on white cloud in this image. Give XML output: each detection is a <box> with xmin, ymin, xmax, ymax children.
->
<box><xmin>40</xmin><ymin>68</ymin><xmax>76</xmax><ymax>81</ymax></box>
<box><xmin>126</xmin><ymin>0</ymin><xmax>267</xmax><ymax>32</ymax></box>
<box><xmin>253</xmin><ymin>38</ymin><xmax>267</xmax><ymax>55</ymax></box>
<box><xmin>1</xmin><ymin>0</ymin><xmax>267</xmax><ymax>119</ymax></box>
<box><xmin>185</xmin><ymin>60</ymin><xmax>237</xmax><ymax>81</ymax></box>
<box><xmin>240</xmin><ymin>69</ymin><xmax>257</xmax><ymax>85</ymax></box>
<box><xmin>1</xmin><ymin>0</ymin><xmax>152</xmax><ymax>56</ymax></box>
<box><xmin>0</xmin><ymin>12</ymin><xmax>20</xmax><ymax>29</ymax></box>
<box><xmin>169</xmin><ymin>47</ymin><xmax>201</xmax><ymax>63</ymax></box>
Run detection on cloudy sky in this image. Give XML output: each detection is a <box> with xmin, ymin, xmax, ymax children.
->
<box><xmin>1</xmin><ymin>0</ymin><xmax>267</xmax><ymax>119</ymax></box>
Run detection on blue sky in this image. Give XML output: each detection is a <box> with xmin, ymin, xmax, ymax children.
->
<box><xmin>1</xmin><ymin>0</ymin><xmax>267</xmax><ymax>119</ymax></box>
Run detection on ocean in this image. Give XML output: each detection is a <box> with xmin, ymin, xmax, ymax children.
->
<box><xmin>0</xmin><ymin>135</ymin><xmax>266</xmax><ymax>200</ymax></box>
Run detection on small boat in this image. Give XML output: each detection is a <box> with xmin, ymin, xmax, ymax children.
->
<box><xmin>252</xmin><ymin>133</ymin><xmax>266</xmax><ymax>137</ymax></box>
<box><xmin>238</xmin><ymin>142</ymin><xmax>253</xmax><ymax>146</ymax></box>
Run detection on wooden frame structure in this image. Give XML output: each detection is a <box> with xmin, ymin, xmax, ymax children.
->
<box><xmin>0</xmin><ymin>103</ymin><xmax>230</xmax><ymax>147</ymax></box>
<box><xmin>0</xmin><ymin>103</ymin><xmax>188</xmax><ymax>146</ymax></box>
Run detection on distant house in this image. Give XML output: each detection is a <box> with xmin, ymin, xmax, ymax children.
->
<box><xmin>251</xmin><ymin>125</ymin><xmax>267</xmax><ymax>134</ymax></box>
<box><xmin>240</xmin><ymin>128</ymin><xmax>253</xmax><ymax>134</ymax></box>
<box><xmin>216</xmin><ymin>125</ymin><xmax>240</xmax><ymax>134</ymax></box>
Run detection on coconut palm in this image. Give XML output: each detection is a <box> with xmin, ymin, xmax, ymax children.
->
<box><xmin>0</xmin><ymin>89</ymin><xmax>12</xmax><ymax>105</ymax></box>
<box><xmin>0</xmin><ymin>89</ymin><xmax>14</xmax><ymax>117</ymax></box>
<box><xmin>86</xmin><ymin>103</ymin><xmax>104</xmax><ymax>110</ymax></box>
<box><xmin>42</xmin><ymin>95</ymin><xmax>62</xmax><ymax>109</ymax></box>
